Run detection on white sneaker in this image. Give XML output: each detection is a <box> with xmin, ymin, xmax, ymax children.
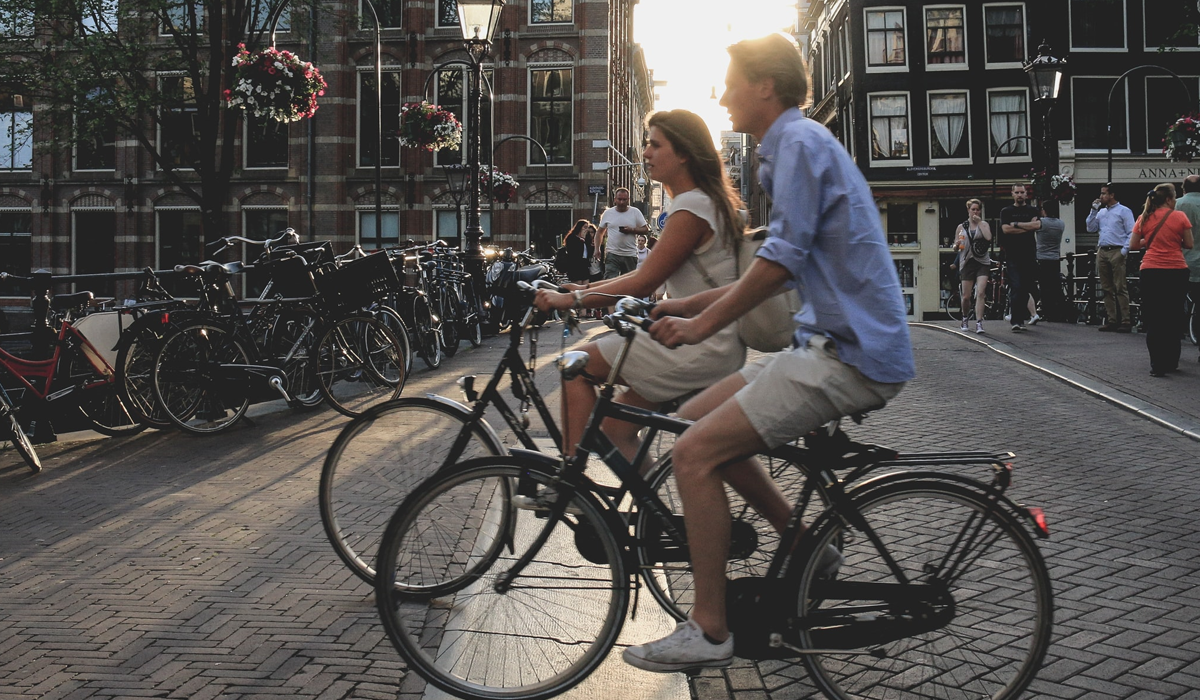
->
<box><xmin>1029</xmin><ymin>313</ymin><xmax>1042</xmax><ymax>326</ymax></box>
<box><xmin>959</xmin><ymin>319</ymin><xmax>969</xmax><ymax>331</ymax></box>
<box><xmin>1004</xmin><ymin>314</ymin><xmax>1011</xmax><ymax>323</ymax></box>
<box><xmin>815</xmin><ymin>544</ymin><xmax>844</xmax><ymax>578</ymax></box>
<box><xmin>622</xmin><ymin>618</ymin><xmax>733</xmax><ymax>673</ymax></box>
<box><xmin>975</xmin><ymin>321</ymin><xmax>985</xmax><ymax>334</ymax></box>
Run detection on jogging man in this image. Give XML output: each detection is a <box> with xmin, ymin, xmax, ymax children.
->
<box><xmin>624</xmin><ymin>33</ymin><xmax>915</xmax><ymax>672</ymax></box>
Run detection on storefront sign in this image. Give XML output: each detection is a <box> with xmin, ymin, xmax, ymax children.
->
<box><xmin>1133</xmin><ymin>165</ymin><xmax>1200</xmax><ymax>180</ymax></box>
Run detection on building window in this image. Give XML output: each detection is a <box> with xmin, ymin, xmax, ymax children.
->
<box><xmin>988</xmin><ymin>89</ymin><xmax>1029</xmax><ymax>157</ymax></box>
<box><xmin>243</xmin><ymin>208</ymin><xmax>289</xmax><ymax>297</ymax></box>
<box><xmin>1145</xmin><ymin>0</ymin><xmax>1199</xmax><ymax>48</ymax></box>
<box><xmin>840</xmin><ymin>23</ymin><xmax>850</xmax><ymax>78</ymax></box>
<box><xmin>358</xmin><ymin>69</ymin><xmax>401</xmax><ymax>168</ymax></box>
<box><xmin>157</xmin><ymin>209</ymin><xmax>203</xmax><ymax>295</ymax></box>
<box><xmin>984</xmin><ymin>4</ymin><xmax>1026</xmax><ymax>64</ymax></box>
<box><xmin>435</xmin><ymin>208</ymin><xmax>490</xmax><ymax>246</ymax></box>
<box><xmin>364</xmin><ymin>0</ymin><xmax>403</xmax><ymax>29</ymax></box>
<box><xmin>530</xmin><ymin>67</ymin><xmax>572</xmax><ymax>164</ymax></box>
<box><xmin>75</xmin><ymin>89</ymin><xmax>116</xmax><ymax>171</ymax></box>
<box><xmin>73</xmin><ymin>210</ymin><xmax>117</xmax><ymax>297</ymax></box>
<box><xmin>0</xmin><ymin>210</ymin><xmax>32</xmax><ymax>296</ymax></box>
<box><xmin>1</xmin><ymin>91</ymin><xmax>32</xmax><ymax>171</ymax></box>
<box><xmin>925</xmin><ymin>7</ymin><xmax>965</xmax><ymax>66</ymax></box>
<box><xmin>248</xmin><ymin>0</ymin><xmax>288</xmax><ymax>32</ymax></box>
<box><xmin>1072</xmin><ymin>77</ymin><xmax>1126</xmax><ymax>151</ymax></box>
<box><xmin>437</xmin><ymin>0</ymin><xmax>458</xmax><ymax>27</ymax></box>
<box><xmin>842</xmin><ymin>101</ymin><xmax>855</xmax><ymax>158</ymax></box>
<box><xmin>434</xmin><ymin>68</ymin><xmax>493</xmax><ymax>166</ymax></box>
<box><xmin>159</xmin><ymin>75</ymin><xmax>199</xmax><ymax>169</ymax></box>
<box><xmin>865</xmin><ymin>9</ymin><xmax>906</xmax><ymax>68</ymax></box>
<box><xmin>2</xmin><ymin>6</ymin><xmax>34</xmax><ymax>36</ymax></box>
<box><xmin>359</xmin><ymin>209</ymin><xmax>399</xmax><ymax>250</ymax></box>
<box><xmin>887</xmin><ymin>203</ymin><xmax>919</xmax><ymax>247</ymax></box>
<box><xmin>1146</xmin><ymin>76</ymin><xmax>1200</xmax><ymax>152</ymax></box>
<box><xmin>80</xmin><ymin>0</ymin><xmax>119</xmax><ymax>35</ymax></box>
<box><xmin>529</xmin><ymin>208</ymin><xmax>573</xmax><ymax>258</ymax></box>
<box><xmin>531</xmin><ymin>0</ymin><xmax>571</xmax><ymax>24</ymax></box>
<box><xmin>161</xmin><ymin>0</ymin><xmax>204</xmax><ymax>35</ymax></box>
<box><xmin>1070</xmin><ymin>0</ymin><xmax>1124</xmax><ymax>49</ymax></box>
<box><xmin>246</xmin><ymin>116</ymin><xmax>288</xmax><ymax>168</ymax></box>
<box><xmin>929</xmin><ymin>92</ymin><xmax>970</xmax><ymax>160</ymax></box>
<box><xmin>869</xmin><ymin>94</ymin><xmax>910</xmax><ymax>162</ymax></box>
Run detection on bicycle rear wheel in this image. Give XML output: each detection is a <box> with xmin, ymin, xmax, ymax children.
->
<box><xmin>66</xmin><ymin>353</ymin><xmax>146</xmax><ymax>437</ymax></box>
<box><xmin>115</xmin><ymin>317</ymin><xmax>181</xmax><ymax>429</ymax></box>
<box><xmin>412</xmin><ymin>294</ymin><xmax>442</xmax><ymax>370</ymax></box>
<box><xmin>319</xmin><ymin>398</ymin><xmax>504</xmax><ymax>586</ymax></box>
<box><xmin>153</xmin><ymin>322</ymin><xmax>252</xmax><ymax>435</ymax></box>
<box><xmin>316</xmin><ymin>315</ymin><xmax>405</xmax><ymax>417</ymax></box>
<box><xmin>793</xmin><ymin>479</ymin><xmax>1053</xmax><ymax>700</ymax></box>
<box><xmin>1</xmin><ymin>388</ymin><xmax>39</xmax><ymax>473</ymax></box>
<box><xmin>943</xmin><ymin>290</ymin><xmax>962</xmax><ymax>322</ymax></box>
<box><xmin>375</xmin><ymin>459</ymin><xmax>628</xmax><ymax>700</ymax></box>
<box><xmin>268</xmin><ymin>308</ymin><xmax>323</xmax><ymax>409</ymax></box>
<box><xmin>439</xmin><ymin>285</ymin><xmax>462</xmax><ymax>357</ymax></box>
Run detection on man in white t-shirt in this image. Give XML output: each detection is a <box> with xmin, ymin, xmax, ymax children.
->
<box><xmin>596</xmin><ymin>188</ymin><xmax>649</xmax><ymax>279</ymax></box>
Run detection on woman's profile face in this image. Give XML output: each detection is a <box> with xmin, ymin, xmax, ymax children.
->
<box><xmin>643</xmin><ymin>126</ymin><xmax>686</xmax><ymax>184</ymax></box>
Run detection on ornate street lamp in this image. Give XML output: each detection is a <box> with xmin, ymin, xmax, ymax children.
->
<box><xmin>1023</xmin><ymin>41</ymin><xmax>1066</xmax><ymax>183</ymax></box>
<box><xmin>455</xmin><ymin>0</ymin><xmax>505</xmax><ymax>270</ymax></box>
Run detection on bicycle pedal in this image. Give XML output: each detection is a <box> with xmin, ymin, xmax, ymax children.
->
<box><xmin>511</xmin><ymin>491</ymin><xmax>582</xmax><ymax>515</ymax></box>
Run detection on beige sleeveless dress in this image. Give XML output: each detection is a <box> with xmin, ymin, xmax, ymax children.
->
<box><xmin>594</xmin><ymin>190</ymin><xmax>746</xmax><ymax>403</ymax></box>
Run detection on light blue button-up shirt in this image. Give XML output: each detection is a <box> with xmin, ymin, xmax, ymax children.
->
<box><xmin>755</xmin><ymin>109</ymin><xmax>915</xmax><ymax>385</ymax></box>
<box><xmin>1085</xmin><ymin>202</ymin><xmax>1136</xmax><ymax>254</ymax></box>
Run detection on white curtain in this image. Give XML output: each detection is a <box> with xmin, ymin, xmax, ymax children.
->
<box><xmin>989</xmin><ymin>93</ymin><xmax>1027</xmax><ymax>155</ymax></box>
<box><xmin>931</xmin><ymin>94</ymin><xmax>966</xmax><ymax>158</ymax></box>
<box><xmin>871</xmin><ymin>96</ymin><xmax>908</xmax><ymax>158</ymax></box>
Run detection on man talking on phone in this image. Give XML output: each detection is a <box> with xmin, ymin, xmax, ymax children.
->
<box><xmin>596</xmin><ymin>187</ymin><xmax>649</xmax><ymax>280</ymax></box>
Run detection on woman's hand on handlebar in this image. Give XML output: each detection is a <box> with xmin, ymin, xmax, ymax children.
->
<box><xmin>648</xmin><ymin>315</ymin><xmax>706</xmax><ymax>350</ymax></box>
<box><xmin>534</xmin><ymin>290</ymin><xmax>573</xmax><ymax>313</ymax></box>
<box><xmin>649</xmin><ymin>296</ymin><xmax>696</xmax><ymax>320</ymax></box>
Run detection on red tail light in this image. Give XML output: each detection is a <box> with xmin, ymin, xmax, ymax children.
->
<box><xmin>1027</xmin><ymin>507</ymin><xmax>1050</xmax><ymax>537</ymax></box>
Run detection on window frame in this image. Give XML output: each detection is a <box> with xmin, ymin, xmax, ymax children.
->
<box><xmin>160</xmin><ymin>0</ymin><xmax>205</xmax><ymax>36</ymax></box>
<box><xmin>1145</xmin><ymin>75</ymin><xmax>1200</xmax><ymax>152</ymax></box>
<box><xmin>1143</xmin><ymin>0</ymin><xmax>1200</xmax><ymax>50</ymax></box>
<box><xmin>356</xmin><ymin>206</ymin><xmax>401</xmax><ymax>251</ymax></box>
<box><xmin>155</xmin><ymin>206</ymin><xmax>202</xmax><ymax>274</ymax></box>
<box><xmin>433</xmin><ymin>206</ymin><xmax>492</xmax><ymax>243</ymax></box>
<box><xmin>840</xmin><ymin>22</ymin><xmax>851</xmax><ymax>80</ymax></box>
<box><xmin>982</xmin><ymin>3</ymin><xmax>1028</xmax><ymax>68</ymax></box>
<box><xmin>435</xmin><ymin>0</ymin><xmax>459</xmax><ymax>29</ymax></box>
<box><xmin>530</xmin><ymin>0</ymin><xmax>573</xmax><ymax>25</ymax></box>
<box><xmin>79</xmin><ymin>0</ymin><xmax>120</xmax><ymax>36</ymax></box>
<box><xmin>867</xmin><ymin>91</ymin><xmax>913</xmax><ymax>167</ymax></box>
<box><xmin>363</xmin><ymin>0</ymin><xmax>403</xmax><ymax>29</ymax></box>
<box><xmin>0</xmin><ymin>95</ymin><xmax>33</xmax><ymax>172</ymax></box>
<box><xmin>927</xmin><ymin>89</ymin><xmax>972</xmax><ymax>164</ymax></box>
<box><xmin>2</xmin><ymin>6</ymin><xmax>35</xmax><ymax>36</ymax></box>
<box><xmin>923</xmin><ymin>4</ymin><xmax>968</xmax><ymax>71</ymax></box>
<box><xmin>1075</xmin><ymin>75</ymin><xmax>1128</xmax><ymax>152</ymax></box>
<box><xmin>73</xmin><ymin>90</ymin><xmax>117</xmax><ymax>173</ymax></box>
<box><xmin>433</xmin><ymin>67</ymin><xmax>494</xmax><ymax>166</ymax></box>
<box><xmin>0</xmin><ymin>207</ymin><xmax>33</xmax><ymax>299</ymax></box>
<box><xmin>71</xmin><ymin>206</ymin><xmax>118</xmax><ymax>295</ymax></box>
<box><xmin>247</xmin><ymin>0</ymin><xmax>289</xmax><ymax>34</ymax></box>
<box><xmin>864</xmin><ymin>7</ymin><xmax>908</xmax><ymax>73</ymax></box>
<box><xmin>1068</xmin><ymin>0</ymin><xmax>1127</xmax><ymax>52</ymax></box>
<box><xmin>244</xmin><ymin>116</ymin><xmax>289</xmax><ymax>170</ymax></box>
<box><xmin>156</xmin><ymin>73</ymin><xmax>199</xmax><ymax>172</ymax></box>
<box><xmin>527</xmin><ymin>63</ymin><xmax>574</xmax><ymax>166</ymax></box>
<box><xmin>986</xmin><ymin>87</ymin><xmax>1032</xmax><ymax>163</ymax></box>
<box><xmin>356</xmin><ymin>66</ymin><xmax>403</xmax><ymax>169</ymax></box>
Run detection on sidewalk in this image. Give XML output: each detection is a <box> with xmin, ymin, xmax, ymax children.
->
<box><xmin>918</xmin><ymin>319</ymin><xmax>1200</xmax><ymax>440</ymax></box>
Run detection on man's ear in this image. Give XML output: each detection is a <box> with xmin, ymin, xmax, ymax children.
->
<box><xmin>755</xmin><ymin>77</ymin><xmax>777</xmax><ymax>102</ymax></box>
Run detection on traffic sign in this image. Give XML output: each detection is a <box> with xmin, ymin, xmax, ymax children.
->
<box><xmin>588</xmin><ymin>185</ymin><xmax>607</xmax><ymax>196</ymax></box>
<box><xmin>656</xmin><ymin>212</ymin><xmax>668</xmax><ymax>229</ymax></box>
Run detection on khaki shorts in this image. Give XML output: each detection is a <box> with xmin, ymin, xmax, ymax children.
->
<box><xmin>735</xmin><ymin>336</ymin><xmax>905</xmax><ymax>449</ymax></box>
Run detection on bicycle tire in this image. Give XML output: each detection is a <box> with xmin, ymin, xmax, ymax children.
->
<box><xmin>637</xmin><ymin>451</ymin><xmax>829</xmax><ymax>621</ymax></box>
<box><xmin>315</xmin><ymin>315</ymin><xmax>405</xmax><ymax>417</ymax></box>
<box><xmin>1</xmin><ymin>389</ymin><xmax>40</xmax><ymax>473</ymax></box>
<box><xmin>413</xmin><ymin>294</ymin><xmax>443</xmax><ymax>370</ymax></box>
<box><xmin>375</xmin><ymin>458</ymin><xmax>628</xmax><ymax>700</ymax></box>
<box><xmin>375</xmin><ymin>304</ymin><xmax>413</xmax><ymax>376</ymax></box>
<box><xmin>61</xmin><ymin>347</ymin><xmax>145</xmax><ymax>437</ymax></box>
<box><xmin>319</xmin><ymin>397</ymin><xmax>505</xmax><ymax>586</ymax></box>
<box><xmin>115</xmin><ymin>315</ymin><xmax>183</xmax><ymax>429</ymax></box>
<box><xmin>1190</xmin><ymin>305</ymin><xmax>1199</xmax><ymax>346</ymax></box>
<box><xmin>439</xmin><ymin>285</ymin><xmax>461</xmax><ymax>357</ymax></box>
<box><xmin>267</xmin><ymin>307</ymin><xmax>323</xmax><ymax>409</ymax></box>
<box><xmin>152</xmin><ymin>322</ymin><xmax>252</xmax><ymax>435</ymax></box>
<box><xmin>943</xmin><ymin>290</ymin><xmax>962</xmax><ymax>322</ymax></box>
<box><xmin>462</xmin><ymin>284</ymin><xmax>484</xmax><ymax>348</ymax></box>
<box><xmin>792</xmin><ymin>478</ymin><xmax>1053</xmax><ymax>700</ymax></box>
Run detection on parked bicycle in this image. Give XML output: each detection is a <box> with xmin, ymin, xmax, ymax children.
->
<box><xmin>373</xmin><ymin>295</ymin><xmax>1054</xmax><ymax>700</ymax></box>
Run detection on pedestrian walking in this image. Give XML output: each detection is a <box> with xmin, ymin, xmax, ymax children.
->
<box><xmin>1129</xmin><ymin>183</ymin><xmax>1194</xmax><ymax>377</ymax></box>
<box><xmin>1177</xmin><ymin>175</ymin><xmax>1200</xmax><ymax>363</ymax></box>
<box><xmin>1035</xmin><ymin>201</ymin><xmax>1067</xmax><ymax>322</ymax></box>
<box><xmin>1086</xmin><ymin>183</ymin><xmax>1137</xmax><ymax>332</ymax></box>
<box><xmin>954</xmin><ymin>198</ymin><xmax>992</xmax><ymax>333</ymax></box>
<box><xmin>635</xmin><ymin>234</ymin><xmax>650</xmax><ymax>269</ymax></box>
<box><xmin>1000</xmin><ymin>183</ymin><xmax>1041</xmax><ymax>331</ymax></box>
<box><xmin>595</xmin><ymin>187</ymin><xmax>649</xmax><ymax>280</ymax></box>
<box><xmin>557</xmin><ymin>219</ymin><xmax>594</xmax><ymax>284</ymax></box>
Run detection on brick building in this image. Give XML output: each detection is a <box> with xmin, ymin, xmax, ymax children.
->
<box><xmin>0</xmin><ymin>0</ymin><xmax>653</xmax><ymax>310</ymax></box>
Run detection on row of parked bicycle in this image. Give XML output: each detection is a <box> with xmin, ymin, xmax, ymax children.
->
<box><xmin>0</xmin><ymin>229</ymin><xmax>564</xmax><ymax>473</ymax></box>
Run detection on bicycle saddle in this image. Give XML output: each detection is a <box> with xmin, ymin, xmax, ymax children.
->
<box><xmin>51</xmin><ymin>291</ymin><xmax>94</xmax><ymax>311</ymax></box>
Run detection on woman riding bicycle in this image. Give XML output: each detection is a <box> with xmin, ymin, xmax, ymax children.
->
<box><xmin>535</xmin><ymin>109</ymin><xmax>746</xmax><ymax>461</ymax></box>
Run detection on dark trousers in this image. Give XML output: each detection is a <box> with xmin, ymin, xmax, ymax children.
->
<box><xmin>1036</xmin><ymin>259</ymin><xmax>1066</xmax><ymax>321</ymax></box>
<box><xmin>1007</xmin><ymin>257</ymin><xmax>1037</xmax><ymax>324</ymax></box>
<box><xmin>1139</xmin><ymin>268</ymin><xmax>1189</xmax><ymax>373</ymax></box>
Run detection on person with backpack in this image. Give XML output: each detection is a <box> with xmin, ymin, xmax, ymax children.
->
<box><xmin>555</xmin><ymin>219</ymin><xmax>594</xmax><ymax>284</ymax></box>
<box><xmin>954</xmin><ymin>198</ymin><xmax>993</xmax><ymax>333</ymax></box>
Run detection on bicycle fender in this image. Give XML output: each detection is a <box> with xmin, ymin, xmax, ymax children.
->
<box><xmin>846</xmin><ymin>470</ymin><xmax>1050</xmax><ymax>539</ymax></box>
<box><xmin>421</xmin><ymin>393</ymin><xmax>507</xmax><ymax>455</ymax></box>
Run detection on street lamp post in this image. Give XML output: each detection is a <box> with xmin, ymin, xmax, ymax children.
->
<box><xmin>1104</xmin><ymin>65</ymin><xmax>1194</xmax><ymax>184</ymax></box>
<box><xmin>1023</xmin><ymin>41</ymin><xmax>1066</xmax><ymax>180</ymax></box>
<box><xmin>455</xmin><ymin>0</ymin><xmax>506</xmax><ymax>272</ymax></box>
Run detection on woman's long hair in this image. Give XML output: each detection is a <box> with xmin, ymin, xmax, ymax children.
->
<box><xmin>1139</xmin><ymin>183</ymin><xmax>1177</xmax><ymax>224</ymax></box>
<box><xmin>647</xmin><ymin>110</ymin><xmax>745</xmax><ymax>250</ymax></box>
<box><xmin>564</xmin><ymin>219</ymin><xmax>589</xmax><ymax>246</ymax></box>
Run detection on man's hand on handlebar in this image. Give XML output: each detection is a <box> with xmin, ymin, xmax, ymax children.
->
<box><xmin>534</xmin><ymin>290</ymin><xmax>573</xmax><ymax>313</ymax></box>
<box><xmin>649</xmin><ymin>296</ymin><xmax>699</xmax><ymax>320</ymax></box>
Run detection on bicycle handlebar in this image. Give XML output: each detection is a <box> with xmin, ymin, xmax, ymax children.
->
<box><xmin>205</xmin><ymin>228</ymin><xmax>299</xmax><ymax>257</ymax></box>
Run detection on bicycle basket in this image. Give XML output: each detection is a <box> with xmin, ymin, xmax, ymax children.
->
<box><xmin>265</xmin><ymin>255</ymin><xmax>319</xmax><ymax>298</ymax></box>
<box><xmin>315</xmin><ymin>251</ymin><xmax>399</xmax><ymax>313</ymax></box>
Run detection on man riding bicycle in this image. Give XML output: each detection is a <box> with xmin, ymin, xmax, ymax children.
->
<box><xmin>626</xmin><ymin>33</ymin><xmax>916</xmax><ymax>672</ymax></box>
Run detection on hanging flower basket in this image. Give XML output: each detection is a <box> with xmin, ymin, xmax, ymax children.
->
<box><xmin>1162</xmin><ymin>113</ymin><xmax>1200</xmax><ymax>162</ymax></box>
<box><xmin>398</xmin><ymin>101</ymin><xmax>463</xmax><ymax>151</ymax></box>
<box><xmin>1027</xmin><ymin>167</ymin><xmax>1076</xmax><ymax>205</ymax></box>
<box><xmin>224</xmin><ymin>44</ymin><xmax>327</xmax><ymax>123</ymax></box>
<box><xmin>482</xmin><ymin>166</ymin><xmax>519</xmax><ymax>204</ymax></box>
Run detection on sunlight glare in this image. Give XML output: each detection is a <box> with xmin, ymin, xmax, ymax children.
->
<box><xmin>635</xmin><ymin>0</ymin><xmax>799</xmax><ymax>145</ymax></box>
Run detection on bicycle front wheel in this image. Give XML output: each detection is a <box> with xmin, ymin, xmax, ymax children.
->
<box><xmin>66</xmin><ymin>352</ymin><xmax>146</xmax><ymax>437</ymax></box>
<box><xmin>153</xmin><ymin>323</ymin><xmax>252</xmax><ymax>435</ymax></box>
<box><xmin>375</xmin><ymin>459</ymin><xmax>628</xmax><ymax>700</ymax></box>
<box><xmin>316</xmin><ymin>315</ymin><xmax>405</xmax><ymax>417</ymax></box>
<box><xmin>1</xmin><ymin>390</ymin><xmax>39</xmax><ymax>473</ymax></box>
<box><xmin>320</xmin><ymin>398</ymin><xmax>504</xmax><ymax>586</ymax></box>
<box><xmin>793</xmin><ymin>479</ymin><xmax>1053</xmax><ymax>700</ymax></box>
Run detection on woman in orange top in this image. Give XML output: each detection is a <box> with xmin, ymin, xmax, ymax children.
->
<box><xmin>1130</xmin><ymin>182</ymin><xmax>1195</xmax><ymax>377</ymax></box>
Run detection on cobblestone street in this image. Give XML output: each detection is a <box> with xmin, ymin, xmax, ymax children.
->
<box><xmin>3</xmin><ymin>323</ymin><xmax>1200</xmax><ymax>699</ymax></box>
